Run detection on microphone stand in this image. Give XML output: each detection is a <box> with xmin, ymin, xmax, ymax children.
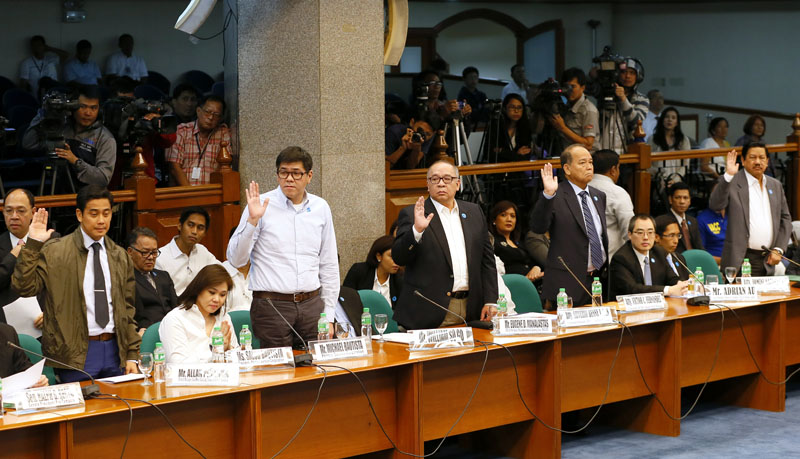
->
<box><xmin>265</xmin><ymin>299</ymin><xmax>314</xmax><ymax>366</ymax></box>
<box><xmin>414</xmin><ymin>290</ymin><xmax>470</xmax><ymax>328</ymax></box>
<box><xmin>557</xmin><ymin>256</ymin><xmax>598</xmax><ymax>306</ymax></box>
<box><xmin>7</xmin><ymin>341</ymin><xmax>100</xmax><ymax>398</ymax></box>
<box><xmin>670</xmin><ymin>256</ymin><xmax>710</xmax><ymax>306</ymax></box>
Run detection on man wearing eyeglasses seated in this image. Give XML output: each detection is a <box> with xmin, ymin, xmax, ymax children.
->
<box><xmin>654</xmin><ymin>214</ymin><xmax>691</xmax><ymax>281</ymax></box>
<box><xmin>392</xmin><ymin>161</ymin><xmax>498</xmax><ymax>330</ymax></box>
<box><xmin>166</xmin><ymin>95</ymin><xmax>232</xmax><ymax>186</ymax></box>
<box><xmin>610</xmin><ymin>214</ymin><xmax>689</xmax><ymax>298</ymax></box>
<box><xmin>126</xmin><ymin>227</ymin><xmax>178</xmax><ymax>336</ymax></box>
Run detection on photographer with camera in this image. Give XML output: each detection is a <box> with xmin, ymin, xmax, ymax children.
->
<box><xmin>22</xmin><ymin>85</ymin><xmax>116</xmax><ymax>188</ymax></box>
<box><xmin>385</xmin><ymin>112</ymin><xmax>435</xmax><ymax>170</ymax></box>
<box><xmin>547</xmin><ymin>68</ymin><xmax>598</xmax><ymax>152</ymax></box>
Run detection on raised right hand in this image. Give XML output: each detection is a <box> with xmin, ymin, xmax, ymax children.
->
<box><xmin>246</xmin><ymin>181</ymin><xmax>269</xmax><ymax>225</ymax></box>
<box><xmin>413</xmin><ymin>196</ymin><xmax>434</xmax><ymax>233</ymax></box>
<box><xmin>542</xmin><ymin>163</ymin><xmax>558</xmax><ymax>197</ymax></box>
<box><xmin>28</xmin><ymin>208</ymin><xmax>54</xmax><ymax>242</ymax></box>
<box><xmin>725</xmin><ymin>149</ymin><xmax>739</xmax><ymax>176</ymax></box>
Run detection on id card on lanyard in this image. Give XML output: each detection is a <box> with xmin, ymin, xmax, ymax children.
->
<box><xmin>193</xmin><ymin>130</ymin><xmax>214</xmax><ymax>182</ymax></box>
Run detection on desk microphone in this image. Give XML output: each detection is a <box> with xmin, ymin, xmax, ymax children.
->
<box><xmin>557</xmin><ymin>256</ymin><xmax>596</xmax><ymax>304</ymax></box>
<box><xmin>760</xmin><ymin>245</ymin><xmax>800</xmax><ymax>269</ymax></box>
<box><xmin>414</xmin><ymin>290</ymin><xmax>470</xmax><ymax>328</ymax></box>
<box><xmin>670</xmin><ymin>256</ymin><xmax>710</xmax><ymax>306</ymax></box>
<box><xmin>265</xmin><ymin>299</ymin><xmax>313</xmax><ymax>366</ymax></box>
<box><xmin>7</xmin><ymin>341</ymin><xmax>100</xmax><ymax>398</ymax></box>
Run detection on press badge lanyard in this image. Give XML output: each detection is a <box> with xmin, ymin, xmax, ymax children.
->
<box><xmin>191</xmin><ymin>127</ymin><xmax>215</xmax><ymax>181</ymax></box>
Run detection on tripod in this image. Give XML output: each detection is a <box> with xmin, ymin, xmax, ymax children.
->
<box><xmin>39</xmin><ymin>157</ymin><xmax>76</xmax><ymax>196</ymax></box>
<box><xmin>447</xmin><ymin>113</ymin><xmax>485</xmax><ymax>206</ymax></box>
<box><xmin>598</xmin><ymin>106</ymin><xmax>628</xmax><ymax>153</ymax></box>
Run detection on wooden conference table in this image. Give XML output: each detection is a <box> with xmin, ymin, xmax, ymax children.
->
<box><xmin>3</xmin><ymin>290</ymin><xmax>800</xmax><ymax>458</ymax></box>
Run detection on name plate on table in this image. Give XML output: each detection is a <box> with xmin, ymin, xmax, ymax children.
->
<box><xmin>495</xmin><ymin>317</ymin><xmax>554</xmax><ymax>335</ymax></box>
<box><xmin>409</xmin><ymin>327</ymin><xmax>474</xmax><ymax>351</ymax></box>
<box><xmin>15</xmin><ymin>382</ymin><xmax>84</xmax><ymax>411</ymax></box>
<box><xmin>739</xmin><ymin>276</ymin><xmax>790</xmax><ymax>293</ymax></box>
<box><xmin>165</xmin><ymin>363</ymin><xmax>240</xmax><ymax>387</ymax></box>
<box><xmin>616</xmin><ymin>293</ymin><xmax>667</xmax><ymax>312</ymax></box>
<box><xmin>225</xmin><ymin>347</ymin><xmax>295</xmax><ymax>369</ymax></box>
<box><xmin>310</xmin><ymin>336</ymin><xmax>371</xmax><ymax>362</ymax></box>
<box><xmin>705</xmin><ymin>285</ymin><xmax>759</xmax><ymax>302</ymax></box>
<box><xmin>558</xmin><ymin>307</ymin><xmax>616</xmax><ymax>328</ymax></box>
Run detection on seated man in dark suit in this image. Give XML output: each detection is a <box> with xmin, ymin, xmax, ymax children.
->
<box><xmin>342</xmin><ymin>235</ymin><xmax>402</xmax><ymax>310</ymax></box>
<box><xmin>0</xmin><ymin>323</ymin><xmax>48</xmax><ymax>386</ymax></box>
<box><xmin>126</xmin><ymin>227</ymin><xmax>178</xmax><ymax>335</ymax></box>
<box><xmin>658</xmin><ymin>182</ymin><xmax>704</xmax><ymax>253</ymax></box>
<box><xmin>610</xmin><ymin>214</ymin><xmax>689</xmax><ymax>298</ymax></box>
<box><xmin>654</xmin><ymin>214</ymin><xmax>691</xmax><ymax>281</ymax></box>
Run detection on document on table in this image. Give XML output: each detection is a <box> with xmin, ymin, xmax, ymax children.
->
<box><xmin>3</xmin><ymin>297</ymin><xmax>42</xmax><ymax>338</ymax></box>
<box><xmin>2</xmin><ymin>360</ymin><xmax>45</xmax><ymax>398</ymax></box>
<box><xmin>97</xmin><ymin>373</ymin><xmax>145</xmax><ymax>384</ymax></box>
<box><xmin>372</xmin><ymin>332</ymin><xmax>415</xmax><ymax>344</ymax></box>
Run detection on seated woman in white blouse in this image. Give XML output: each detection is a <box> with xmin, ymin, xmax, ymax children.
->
<box><xmin>159</xmin><ymin>265</ymin><xmax>239</xmax><ymax>363</ymax></box>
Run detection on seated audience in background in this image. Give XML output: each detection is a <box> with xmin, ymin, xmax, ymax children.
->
<box><xmin>156</xmin><ymin>207</ymin><xmax>221</xmax><ymax>295</ymax></box>
<box><xmin>105</xmin><ymin>33</ymin><xmax>148</xmax><ymax>83</ymax></box>
<box><xmin>126</xmin><ymin>227</ymin><xmax>178</xmax><ymax>335</ymax></box>
<box><xmin>222</xmin><ymin>229</ymin><xmax>252</xmax><ymax>312</ymax></box>
<box><xmin>642</xmin><ymin>89</ymin><xmax>664</xmax><ymax>141</ymax></box>
<box><xmin>159</xmin><ymin>265</ymin><xmax>238</xmax><ymax>363</ymax></box>
<box><xmin>23</xmin><ymin>85</ymin><xmax>116</xmax><ymax>189</ymax></box>
<box><xmin>501</xmin><ymin>64</ymin><xmax>529</xmax><ymax>104</ymax></box>
<box><xmin>734</xmin><ymin>114</ymin><xmax>766</xmax><ymax>147</ymax></box>
<box><xmin>547</xmin><ymin>67</ymin><xmax>598</xmax><ymax>152</ymax></box>
<box><xmin>489</xmin><ymin>201</ymin><xmax>543</xmax><ymax>283</ymax></box>
<box><xmin>385</xmin><ymin>97</ymin><xmax>408</xmax><ymax>129</ymax></box>
<box><xmin>13</xmin><ymin>186</ymin><xmax>140</xmax><ymax>382</ymax></box>
<box><xmin>19</xmin><ymin>35</ymin><xmax>66</xmax><ymax>96</ymax></box>
<box><xmin>610</xmin><ymin>215</ymin><xmax>688</xmax><ymax>298</ymax></box>
<box><xmin>0</xmin><ymin>323</ymin><xmax>48</xmax><ymax>386</ymax></box>
<box><xmin>483</xmin><ymin>93</ymin><xmax>532</xmax><ymax>163</ymax></box>
<box><xmin>342</xmin><ymin>235</ymin><xmax>402</xmax><ymax>309</ymax></box>
<box><xmin>709</xmin><ymin>145</ymin><xmax>791</xmax><ymax>277</ymax></box>
<box><xmin>385</xmin><ymin>110</ymin><xmax>435</xmax><ymax>170</ymax></box>
<box><xmin>167</xmin><ymin>95</ymin><xmax>232</xmax><ymax>186</ymax></box>
<box><xmin>523</xmin><ymin>230</ymin><xmax>549</xmax><ymax>270</ymax></box>
<box><xmin>696</xmin><ymin>206</ymin><xmax>727</xmax><ymax>262</ymax></box>
<box><xmin>63</xmin><ymin>40</ymin><xmax>102</xmax><ymax>86</ymax></box>
<box><xmin>654</xmin><ymin>215</ymin><xmax>691</xmax><ymax>281</ymax></box>
<box><xmin>589</xmin><ymin>149</ymin><xmax>635</xmax><ymax>257</ymax></box>
<box><xmin>408</xmin><ymin>69</ymin><xmax>472</xmax><ymax>148</ymax></box>
<box><xmin>648</xmin><ymin>106</ymin><xmax>691</xmax><ymax>180</ymax></box>
<box><xmin>659</xmin><ymin>182</ymin><xmax>704</xmax><ymax>253</ymax></box>
<box><xmin>457</xmin><ymin>66</ymin><xmax>487</xmax><ymax>129</ymax></box>
<box><xmin>170</xmin><ymin>83</ymin><xmax>200</xmax><ymax>124</ymax></box>
<box><xmin>699</xmin><ymin>117</ymin><xmax>730</xmax><ymax>178</ymax></box>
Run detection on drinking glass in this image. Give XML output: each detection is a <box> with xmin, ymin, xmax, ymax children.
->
<box><xmin>706</xmin><ymin>275</ymin><xmax>719</xmax><ymax>285</ymax></box>
<box><xmin>566</xmin><ymin>297</ymin><xmax>574</xmax><ymax>309</ymax></box>
<box><xmin>335</xmin><ymin>322</ymin><xmax>350</xmax><ymax>339</ymax></box>
<box><xmin>724</xmin><ymin>267</ymin><xmax>737</xmax><ymax>284</ymax></box>
<box><xmin>374</xmin><ymin>314</ymin><xmax>389</xmax><ymax>343</ymax></box>
<box><xmin>138</xmin><ymin>352</ymin><xmax>154</xmax><ymax>386</ymax></box>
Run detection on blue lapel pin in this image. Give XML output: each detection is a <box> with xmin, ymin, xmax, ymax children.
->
<box><xmin>339</xmin><ymin>297</ymin><xmax>344</xmax><ymax>302</ymax></box>
<box><xmin>768</xmin><ymin>189</ymin><xmax>774</xmax><ymax>195</ymax></box>
<box><xmin>651</xmin><ymin>258</ymin><xmax>655</xmax><ymax>263</ymax></box>
<box><xmin>392</xmin><ymin>296</ymin><xmax>397</xmax><ymax>302</ymax></box>
<box><xmin>593</xmin><ymin>195</ymin><xmax>598</xmax><ymax>202</ymax></box>
<box><xmin>306</xmin><ymin>207</ymin><xmax>311</xmax><ymax>212</ymax></box>
<box><xmin>461</xmin><ymin>213</ymin><xmax>467</xmax><ymax>219</ymax></box>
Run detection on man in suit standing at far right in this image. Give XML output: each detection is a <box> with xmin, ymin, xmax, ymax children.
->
<box><xmin>126</xmin><ymin>227</ymin><xmax>178</xmax><ymax>335</ymax></box>
<box><xmin>709</xmin><ymin>143</ymin><xmax>791</xmax><ymax>276</ymax></box>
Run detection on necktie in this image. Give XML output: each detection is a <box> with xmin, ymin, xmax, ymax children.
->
<box><xmin>147</xmin><ymin>272</ymin><xmax>157</xmax><ymax>290</ymax></box>
<box><xmin>666</xmin><ymin>254</ymin><xmax>679</xmax><ymax>276</ymax></box>
<box><xmin>17</xmin><ymin>239</ymin><xmax>24</xmax><ymax>246</ymax></box>
<box><xmin>680</xmin><ymin>219</ymin><xmax>693</xmax><ymax>250</ymax></box>
<box><xmin>643</xmin><ymin>256</ymin><xmax>653</xmax><ymax>286</ymax></box>
<box><xmin>91</xmin><ymin>242</ymin><xmax>110</xmax><ymax>328</ymax></box>
<box><xmin>579</xmin><ymin>191</ymin><xmax>604</xmax><ymax>271</ymax></box>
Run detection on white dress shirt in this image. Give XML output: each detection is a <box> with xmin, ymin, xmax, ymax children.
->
<box><xmin>19</xmin><ymin>54</ymin><xmax>59</xmax><ymax>96</ymax></box>
<box><xmin>567</xmin><ymin>181</ymin><xmax>606</xmax><ymax>271</ymax></box>
<box><xmin>665</xmin><ymin>253</ymin><xmax>680</xmax><ymax>277</ymax></box>
<box><xmin>413</xmin><ymin>199</ymin><xmax>469</xmax><ymax>291</ymax></box>
<box><xmin>501</xmin><ymin>81</ymin><xmax>528</xmax><ymax>104</ymax></box>
<box><xmin>156</xmin><ymin>237</ymin><xmax>221</xmax><ymax>296</ymax></box>
<box><xmin>372</xmin><ymin>272</ymin><xmax>392</xmax><ymax>308</ymax></box>
<box><xmin>226</xmin><ymin>187</ymin><xmax>340</xmax><ymax>319</ymax></box>
<box><xmin>159</xmin><ymin>305</ymin><xmax>238</xmax><ymax>364</ymax></box>
<box><xmin>589</xmin><ymin>174</ymin><xmax>634</xmax><ymax>257</ymax></box>
<box><xmin>81</xmin><ymin>229</ymin><xmax>115</xmax><ymax>336</ymax></box>
<box><xmin>222</xmin><ymin>260</ymin><xmax>253</xmax><ymax>312</ymax></box>
<box><xmin>723</xmin><ymin>170</ymin><xmax>773</xmax><ymax>250</ymax></box>
<box><xmin>670</xmin><ymin>208</ymin><xmax>688</xmax><ymax>228</ymax></box>
<box><xmin>8</xmin><ymin>232</ymin><xmax>28</xmax><ymax>247</ymax></box>
<box><xmin>64</xmin><ymin>58</ymin><xmax>102</xmax><ymax>85</ymax></box>
<box><xmin>633</xmin><ymin>249</ymin><xmax>671</xmax><ymax>295</ymax></box>
<box><xmin>643</xmin><ymin>111</ymin><xmax>658</xmax><ymax>142</ymax></box>
<box><xmin>105</xmin><ymin>51</ymin><xmax>148</xmax><ymax>81</ymax></box>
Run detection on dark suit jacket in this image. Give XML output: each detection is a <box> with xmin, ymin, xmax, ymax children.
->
<box><xmin>0</xmin><ymin>322</ymin><xmax>33</xmax><ymax>378</ymax></box>
<box><xmin>392</xmin><ymin>198</ymin><xmax>498</xmax><ymax>330</ymax></box>
<box><xmin>665</xmin><ymin>250</ymin><xmax>691</xmax><ymax>281</ymax></box>
<box><xmin>0</xmin><ymin>231</ymin><xmax>59</xmax><ymax>323</ymax></box>
<box><xmin>610</xmin><ymin>243</ymin><xmax>679</xmax><ymax>298</ymax></box>
<box><xmin>530</xmin><ymin>180</ymin><xmax>609</xmax><ymax>305</ymax></box>
<box><xmin>342</xmin><ymin>262</ymin><xmax>403</xmax><ymax>310</ymax></box>
<box><xmin>708</xmin><ymin>170</ymin><xmax>792</xmax><ymax>272</ymax></box>
<box><xmin>663</xmin><ymin>213</ymin><xmax>704</xmax><ymax>253</ymax></box>
<box><xmin>134</xmin><ymin>268</ymin><xmax>178</xmax><ymax>330</ymax></box>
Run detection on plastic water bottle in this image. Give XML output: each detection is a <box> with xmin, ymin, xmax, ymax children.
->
<box><xmin>741</xmin><ymin>258</ymin><xmax>752</xmax><ymax>278</ymax></box>
<box><xmin>239</xmin><ymin>324</ymin><xmax>253</xmax><ymax>351</ymax></box>
<box><xmin>497</xmin><ymin>294</ymin><xmax>508</xmax><ymax>317</ymax></box>
<box><xmin>591</xmin><ymin>277</ymin><xmax>602</xmax><ymax>306</ymax></box>
<box><xmin>556</xmin><ymin>288</ymin><xmax>569</xmax><ymax>310</ymax></box>
<box><xmin>211</xmin><ymin>326</ymin><xmax>225</xmax><ymax>363</ymax></box>
<box><xmin>0</xmin><ymin>378</ymin><xmax>4</xmax><ymax>418</ymax></box>
<box><xmin>360</xmin><ymin>308</ymin><xmax>372</xmax><ymax>338</ymax></box>
<box><xmin>317</xmin><ymin>313</ymin><xmax>330</xmax><ymax>341</ymax></box>
<box><xmin>694</xmin><ymin>267</ymin><xmax>705</xmax><ymax>287</ymax></box>
<box><xmin>153</xmin><ymin>341</ymin><xmax>166</xmax><ymax>383</ymax></box>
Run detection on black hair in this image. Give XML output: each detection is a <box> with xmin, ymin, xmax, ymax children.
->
<box><xmin>652</xmin><ymin>106</ymin><xmax>686</xmax><ymax>151</ymax></box>
<box><xmin>667</xmin><ymin>181</ymin><xmax>690</xmax><ymax>198</ymax></box>
<box><xmin>592</xmin><ymin>149</ymin><xmax>619</xmax><ymax>175</ymax></box>
<box><xmin>30</xmin><ymin>35</ymin><xmax>45</xmax><ymax>45</ymax></box>
<box><xmin>76</xmin><ymin>185</ymin><xmax>113</xmax><ymax>212</ymax></box>
<box><xmin>76</xmin><ymin>39</ymin><xmax>92</xmax><ymax>51</ymax></box>
<box><xmin>742</xmin><ymin>142</ymin><xmax>769</xmax><ymax>160</ymax></box>
<box><xmin>489</xmin><ymin>200</ymin><xmax>521</xmax><ymax>242</ymax></box>
<box><xmin>4</xmin><ymin>188</ymin><xmax>35</xmax><ymax>208</ymax></box>
<box><xmin>111</xmin><ymin>76</ymin><xmax>137</xmax><ymax>96</ymax></box>
<box><xmin>365</xmin><ymin>235</ymin><xmax>395</xmax><ymax>269</ymax></box>
<box><xmin>462</xmin><ymin>66</ymin><xmax>479</xmax><ymax>78</ymax></box>
<box><xmin>560</xmin><ymin>67</ymin><xmax>587</xmax><ymax>87</ymax></box>
<box><xmin>172</xmin><ymin>83</ymin><xmax>199</xmax><ymax>100</ymax></box>
<box><xmin>628</xmin><ymin>214</ymin><xmax>655</xmax><ymax>233</ymax></box>
<box><xmin>707</xmin><ymin>117</ymin><xmax>728</xmax><ymax>136</ymax></box>
<box><xmin>118</xmin><ymin>34</ymin><xmax>133</xmax><ymax>45</ymax></box>
<box><xmin>501</xmin><ymin>93</ymin><xmax>531</xmax><ymax>149</ymax></box>
<box><xmin>177</xmin><ymin>265</ymin><xmax>232</xmax><ymax>315</ymax></box>
<box><xmin>743</xmin><ymin>114</ymin><xmax>766</xmax><ymax>137</ymax></box>
<box><xmin>200</xmin><ymin>94</ymin><xmax>225</xmax><ymax>114</ymax></box>
<box><xmin>655</xmin><ymin>214</ymin><xmax>679</xmax><ymax>237</ymax></box>
<box><xmin>510</xmin><ymin>64</ymin><xmax>523</xmax><ymax>74</ymax></box>
<box><xmin>126</xmin><ymin>227</ymin><xmax>158</xmax><ymax>248</ymax></box>
<box><xmin>179</xmin><ymin>206</ymin><xmax>210</xmax><ymax>227</ymax></box>
<box><xmin>78</xmin><ymin>84</ymin><xmax>102</xmax><ymax>101</ymax></box>
<box><xmin>388</xmin><ymin>219</ymin><xmax>399</xmax><ymax>237</ymax></box>
<box><xmin>276</xmin><ymin>146</ymin><xmax>313</xmax><ymax>172</ymax></box>
<box><xmin>560</xmin><ymin>144</ymin><xmax>587</xmax><ymax>168</ymax></box>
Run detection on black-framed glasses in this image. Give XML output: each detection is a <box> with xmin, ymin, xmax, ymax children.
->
<box><xmin>661</xmin><ymin>233</ymin><xmax>682</xmax><ymax>240</ymax></box>
<box><xmin>632</xmin><ymin>230</ymin><xmax>655</xmax><ymax>237</ymax></box>
<box><xmin>428</xmin><ymin>175</ymin><xmax>458</xmax><ymax>184</ymax></box>
<box><xmin>130</xmin><ymin>247</ymin><xmax>161</xmax><ymax>258</ymax></box>
<box><xmin>424</xmin><ymin>81</ymin><xmax>443</xmax><ymax>88</ymax></box>
<box><xmin>277</xmin><ymin>170</ymin><xmax>308</xmax><ymax>180</ymax></box>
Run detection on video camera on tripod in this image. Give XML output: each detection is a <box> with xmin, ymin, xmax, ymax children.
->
<box><xmin>591</xmin><ymin>46</ymin><xmax>626</xmax><ymax>111</ymax></box>
<box><xmin>118</xmin><ymin>98</ymin><xmax>178</xmax><ymax>147</ymax></box>
<box><xmin>531</xmin><ymin>78</ymin><xmax>567</xmax><ymax>116</ymax></box>
<box><xmin>39</xmin><ymin>92</ymin><xmax>81</xmax><ymax>157</ymax></box>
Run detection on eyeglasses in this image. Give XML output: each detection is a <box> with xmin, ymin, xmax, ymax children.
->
<box><xmin>424</xmin><ymin>81</ymin><xmax>443</xmax><ymax>88</ymax></box>
<box><xmin>277</xmin><ymin>170</ymin><xmax>308</xmax><ymax>180</ymax></box>
<box><xmin>200</xmin><ymin>107</ymin><xmax>222</xmax><ymax>119</ymax></box>
<box><xmin>428</xmin><ymin>175</ymin><xmax>458</xmax><ymax>184</ymax></box>
<box><xmin>3</xmin><ymin>208</ymin><xmax>30</xmax><ymax>217</ymax></box>
<box><xmin>661</xmin><ymin>233</ymin><xmax>682</xmax><ymax>239</ymax></box>
<box><xmin>130</xmin><ymin>247</ymin><xmax>161</xmax><ymax>258</ymax></box>
<box><xmin>632</xmin><ymin>230</ymin><xmax>655</xmax><ymax>237</ymax></box>
<box><xmin>506</xmin><ymin>105</ymin><xmax>524</xmax><ymax>112</ymax></box>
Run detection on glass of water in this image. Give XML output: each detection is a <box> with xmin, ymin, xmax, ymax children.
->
<box><xmin>706</xmin><ymin>275</ymin><xmax>719</xmax><ymax>285</ymax></box>
<box><xmin>138</xmin><ymin>352</ymin><xmax>154</xmax><ymax>386</ymax></box>
<box><xmin>374</xmin><ymin>314</ymin><xmax>389</xmax><ymax>343</ymax></box>
<box><xmin>724</xmin><ymin>267</ymin><xmax>737</xmax><ymax>284</ymax></box>
<box><xmin>335</xmin><ymin>322</ymin><xmax>350</xmax><ymax>339</ymax></box>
